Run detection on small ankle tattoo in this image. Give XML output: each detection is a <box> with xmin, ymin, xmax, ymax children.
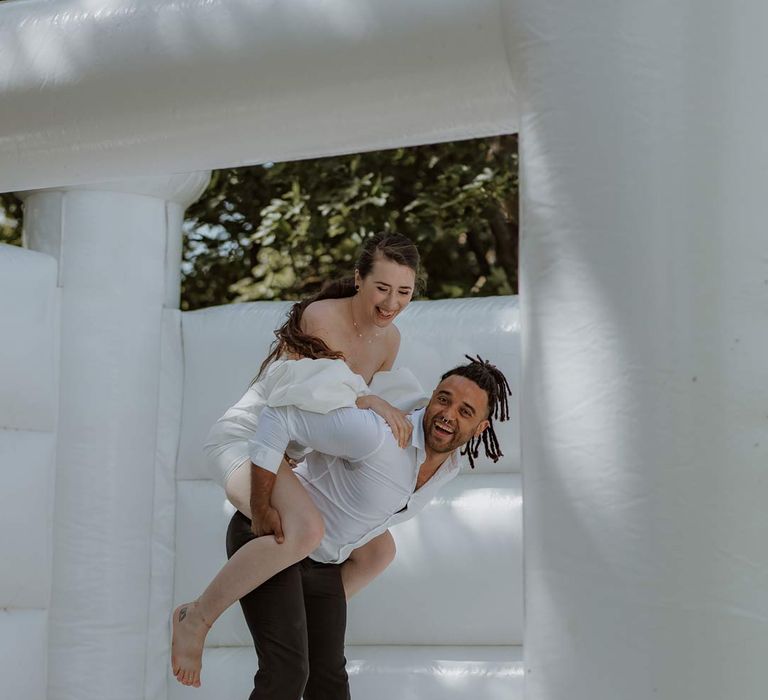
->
<box><xmin>178</xmin><ymin>606</ymin><xmax>188</xmax><ymax>622</ymax></box>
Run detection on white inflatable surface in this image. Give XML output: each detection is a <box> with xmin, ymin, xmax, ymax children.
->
<box><xmin>506</xmin><ymin>3</ymin><xmax>768</xmax><ymax>699</ymax></box>
<box><xmin>180</xmin><ymin>646</ymin><xmax>524</xmax><ymax>700</ymax></box>
<box><xmin>4</xmin><ymin>0</ymin><xmax>768</xmax><ymax>699</ymax></box>
<box><xmin>0</xmin><ymin>0</ymin><xmax>517</xmax><ymax>192</ymax></box>
<box><xmin>0</xmin><ymin>245</ymin><xmax>58</xmax><ymax>700</ymax></box>
<box><xmin>169</xmin><ymin>296</ymin><xmax>522</xmax><ymax>699</ymax></box>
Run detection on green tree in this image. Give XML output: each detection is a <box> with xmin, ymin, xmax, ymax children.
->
<box><xmin>0</xmin><ymin>135</ymin><xmax>518</xmax><ymax>308</ymax></box>
<box><xmin>183</xmin><ymin>135</ymin><xmax>517</xmax><ymax>309</ymax></box>
<box><xmin>0</xmin><ymin>193</ymin><xmax>22</xmax><ymax>247</ymax></box>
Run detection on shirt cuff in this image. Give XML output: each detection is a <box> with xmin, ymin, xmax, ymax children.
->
<box><xmin>248</xmin><ymin>443</ymin><xmax>284</xmax><ymax>474</ymax></box>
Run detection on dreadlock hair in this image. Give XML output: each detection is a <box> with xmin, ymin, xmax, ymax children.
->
<box><xmin>441</xmin><ymin>354</ymin><xmax>512</xmax><ymax>469</ymax></box>
<box><xmin>256</xmin><ymin>233</ymin><xmax>420</xmax><ymax>379</ymax></box>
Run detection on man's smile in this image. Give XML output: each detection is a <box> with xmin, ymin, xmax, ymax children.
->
<box><xmin>431</xmin><ymin>417</ymin><xmax>455</xmax><ymax>439</ymax></box>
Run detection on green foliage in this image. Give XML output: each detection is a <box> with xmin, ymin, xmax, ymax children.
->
<box><xmin>0</xmin><ymin>193</ymin><xmax>22</xmax><ymax>247</ymax></box>
<box><xmin>0</xmin><ymin>136</ymin><xmax>518</xmax><ymax>308</ymax></box>
<box><xmin>183</xmin><ymin>135</ymin><xmax>518</xmax><ymax>309</ymax></box>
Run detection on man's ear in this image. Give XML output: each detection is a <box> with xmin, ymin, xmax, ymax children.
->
<box><xmin>474</xmin><ymin>419</ymin><xmax>490</xmax><ymax>438</ymax></box>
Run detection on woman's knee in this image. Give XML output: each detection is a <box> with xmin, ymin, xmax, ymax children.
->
<box><xmin>371</xmin><ymin>531</ymin><xmax>396</xmax><ymax>570</ymax></box>
<box><xmin>287</xmin><ymin>508</ymin><xmax>325</xmax><ymax>557</ymax></box>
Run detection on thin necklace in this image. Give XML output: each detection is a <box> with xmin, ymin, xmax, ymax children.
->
<box><xmin>349</xmin><ymin>298</ymin><xmax>383</xmax><ymax>342</ymax></box>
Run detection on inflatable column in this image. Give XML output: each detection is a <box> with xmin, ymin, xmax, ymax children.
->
<box><xmin>507</xmin><ymin>3</ymin><xmax>768</xmax><ymax>699</ymax></box>
<box><xmin>18</xmin><ymin>174</ymin><xmax>209</xmax><ymax>700</ymax></box>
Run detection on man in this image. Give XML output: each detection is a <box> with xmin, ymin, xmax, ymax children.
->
<box><xmin>228</xmin><ymin>356</ymin><xmax>511</xmax><ymax>700</ymax></box>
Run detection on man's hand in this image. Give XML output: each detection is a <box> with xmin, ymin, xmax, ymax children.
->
<box><xmin>249</xmin><ymin>462</ymin><xmax>284</xmax><ymax>543</ymax></box>
<box><xmin>251</xmin><ymin>504</ymin><xmax>284</xmax><ymax>543</ymax></box>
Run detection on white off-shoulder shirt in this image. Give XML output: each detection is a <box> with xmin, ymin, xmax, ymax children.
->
<box><xmin>204</xmin><ymin>358</ymin><xmax>428</xmax><ymax>486</ymax></box>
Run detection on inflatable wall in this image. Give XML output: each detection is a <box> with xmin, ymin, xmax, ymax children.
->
<box><xmin>2</xmin><ymin>0</ymin><xmax>768</xmax><ymax>699</ymax></box>
<box><xmin>172</xmin><ymin>298</ymin><xmax>522</xmax><ymax>700</ymax></box>
<box><xmin>0</xmin><ymin>246</ymin><xmax>58</xmax><ymax>700</ymax></box>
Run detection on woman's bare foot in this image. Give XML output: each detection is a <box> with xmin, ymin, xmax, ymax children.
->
<box><xmin>171</xmin><ymin>601</ymin><xmax>211</xmax><ymax>687</ymax></box>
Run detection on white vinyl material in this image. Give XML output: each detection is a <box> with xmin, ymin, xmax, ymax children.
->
<box><xmin>173</xmin><ymin>474</ymin><xmax>522</xmax><ymax>648</ymax></box>
<box><xmin>0</xmin><ymin>245</ymin><xmax>58</xmax><ymax>432</ymax></box>
<box><xmin>0</xmin><ymin>245</ymin><xmax>58</xmax><ymax>700</ymax></box>
<box><xmin>0</xmin><ymin>0</ymin><xmax>517</xmax><ymax>192</ymax></box>
<box><xmin>169</xmin><ymin>646</ymin><xmax>524</xmax><ymax>700</ymax></box>
<box><xmin>5</xmin><ymin>2</ymin><xmax>765</xmax><ymax>698</ymax></box>
<box><xmin>0</xmin><ymin>430</ymin><xmax>57</xmax><ymax>607</ymax></box>
<box><xmin>508</xmin><ymin>4</ymin><xmax>768</xmax><ymax>700</ymax></box>
<box><xmin>145</xmin><ymin>310</ymin><xmax>184</xmax><ymax>700</ymax></box>
<box><xmin>0</xmin><ymin>610</ymin><xmax>49</xmax><ymax>700</ymax></box>
<box><xmin>17</xmin><ymin>177</ymin><xmax>207</xmax><ymax>700</ymax></box>
<box><xmin>173</xmin><ymin>297</ymin><xmax>521</xmax><ymax>697</ymax></box>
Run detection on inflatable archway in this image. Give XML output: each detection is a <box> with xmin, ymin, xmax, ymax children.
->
<box><xmin>1</xmin><ymin>2</ymin><xmax>766</xmax><ymax>700</ymax></box>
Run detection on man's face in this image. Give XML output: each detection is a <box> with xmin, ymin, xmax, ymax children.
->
<box><xmin>423</xmin><ymin>375</ymin><xmax>490</xmax><ymax>455</ymax></box>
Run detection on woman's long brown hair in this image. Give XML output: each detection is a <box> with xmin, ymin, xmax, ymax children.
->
<box><xmin>256</xmin><ymin>233</ymin><xmax>420</xmax><ymax>379</ymax></box>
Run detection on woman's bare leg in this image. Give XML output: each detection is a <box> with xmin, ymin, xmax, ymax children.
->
<box><xmin>171</xmin><ymin>461</ymin><xmax>324</xmax><ymax>687</ymax></box>
<box><xmin>223</xmin><ymin>458</ymin><xmax>255</xmax><ymax>518</ymax></box>
<box><xmin>341</xmin><ymin>529</ymin><xmax>396</xmax><ymax>599</ymax></box>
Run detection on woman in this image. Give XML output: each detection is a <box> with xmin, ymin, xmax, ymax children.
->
<box><xmin>172</xmin><ymin>233</ymin><xmax>423</xmax><ymax>687</ymax></box>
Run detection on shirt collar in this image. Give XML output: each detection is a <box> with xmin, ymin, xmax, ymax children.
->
<box><xmin>409</xmin><ymin>407</ymin><xmax>427</xmax><ymax>456</ymax></box>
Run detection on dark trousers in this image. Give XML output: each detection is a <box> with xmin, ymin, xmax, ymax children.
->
<box><xmin>226</xmin><ymin>510</ymin><xmax>351</xmax><ymax>700</ymax></box>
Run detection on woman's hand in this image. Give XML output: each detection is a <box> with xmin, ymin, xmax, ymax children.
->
<box><xmin>357</xmin><ymin>394</ymin><xmax>413</xmax><ymax>448</ymax></box>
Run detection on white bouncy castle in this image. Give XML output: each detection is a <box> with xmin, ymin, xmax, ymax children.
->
<box><xmin>1</xmin><ymin>2</ymin><xmax>766</xmax><ymax>700</ymax></box>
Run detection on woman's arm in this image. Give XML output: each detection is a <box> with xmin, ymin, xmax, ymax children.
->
<box><xmin>355</xmin><ymin>394</ymin><xmax>412</xmax><ymax>448</ymax></box>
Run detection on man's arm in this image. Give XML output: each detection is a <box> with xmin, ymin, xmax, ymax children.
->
<box><xmin>247</xmin><ymin>405</ymin><xmax>386</xmax><ymax>532</ymax></box>
<box><xmin>249</xmin><ymin>464</ymin><xmax>284</xmax><ymax>540</ymax></box>
<box><xmin>249</xmin><ymin>405</ymin><xmax>386</xmax><ymax>472</ymax></box>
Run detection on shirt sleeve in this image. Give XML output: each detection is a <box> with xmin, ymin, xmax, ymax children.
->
<box><xmin>248</xmin><ymin>405</ymin><xmax>386</xmax><ymax>473</ymax></box>
<box><xmin>367</xmin><ymin>367</ymin><xmax>429</xmax><ymax>412</ymax></box>
<box><xmin>264</xmin><ymin>358</ymin><xmax>369</xmax><ymax>413</ymax></box>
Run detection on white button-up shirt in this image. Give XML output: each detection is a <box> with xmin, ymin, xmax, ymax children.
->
<box><xmin>248</xmin><ymin>406</ymin><xmax>460</xmax><ymax>564</ymax></box>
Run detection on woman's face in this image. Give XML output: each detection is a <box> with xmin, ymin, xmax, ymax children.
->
<box><xmin>355</xmin><ymin>255</ymin><xmax>416</xmax><ymax>327</ymax></box>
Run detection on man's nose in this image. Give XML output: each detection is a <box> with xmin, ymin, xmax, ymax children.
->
<box><xmin>441</xmin><ymin>406</ymin><xmax>458</xmax><ymax>423</ymax></box>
